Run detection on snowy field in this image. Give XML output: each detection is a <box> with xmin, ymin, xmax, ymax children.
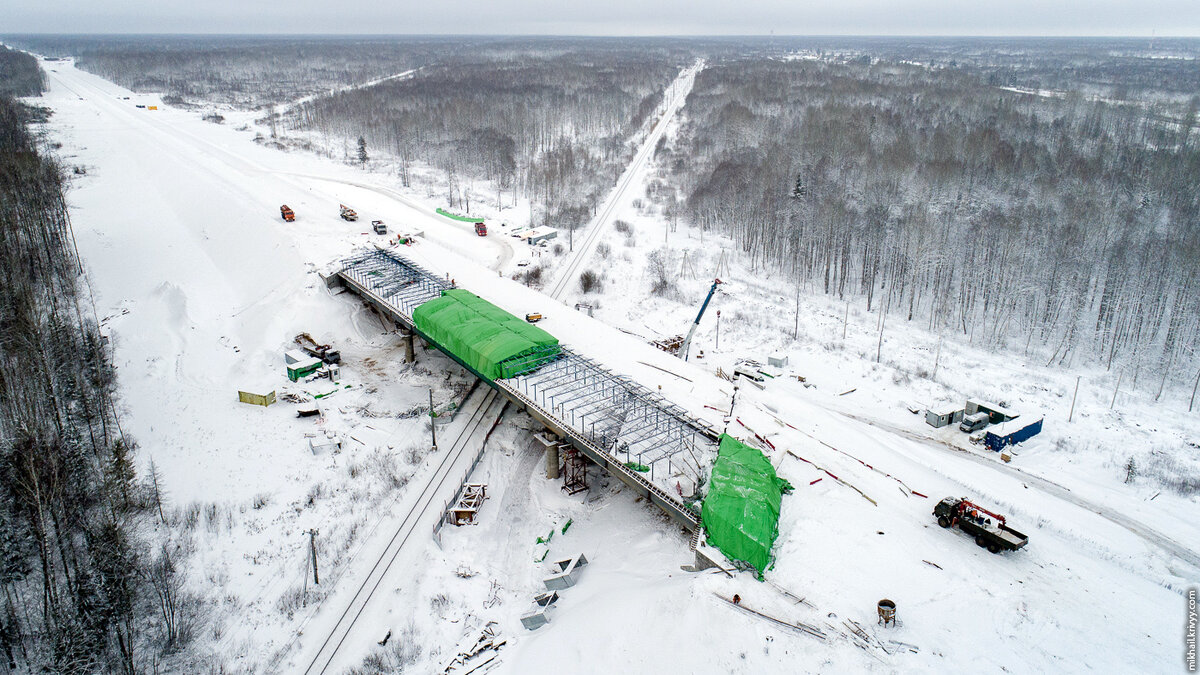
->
<box><xmin>36</xmin><ymin>58</ymin><xmax>1198</xmax><ymax>674</ymax></box>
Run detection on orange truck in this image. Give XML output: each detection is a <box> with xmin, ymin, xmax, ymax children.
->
<box><xmin>280</xmin><ymin>205</ymin><xmax>295</xmax><ymax>222</ymax></box>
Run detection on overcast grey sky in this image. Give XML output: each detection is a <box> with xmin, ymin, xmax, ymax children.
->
<box><xmin>5</xmin><ymin>0</ymin><xmax>1198</xmax><ymax>36</ymax></box>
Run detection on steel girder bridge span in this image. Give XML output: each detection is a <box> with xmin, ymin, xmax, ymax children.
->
<box><xmin>330</xmin><ymin>248</ymin><xmax>717</xmax><ymax>531</ymax></box>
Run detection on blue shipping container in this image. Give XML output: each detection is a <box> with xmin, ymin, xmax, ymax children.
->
<box><xmin>984</xmin><ymin>417</ymin><xmax>1044</xmax><ymax>452</ymax></box>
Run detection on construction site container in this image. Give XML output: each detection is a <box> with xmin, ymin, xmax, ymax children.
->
<box><xmin>925</xmin><ymin>407</ymin><xmax>964</xmax><ymax>428</ymax></box>
<box><xmin>412</xmin><ymin>289</ymin><xmax>560</xmax><ymax>382</ymax></box>
<box><xmin>287</xmin><ymin>357</ymin><xmax>323</xmax><ymax>382</ymax></box>
<box><xmin>984</xmin><ymin>417</ymin><xmax>1043</xmax><ymax>452</ymax></box>
<box><xmin>965</xmin><ymin>399</ymin><xmax>1018</xmax><ymax>423</ymax></box>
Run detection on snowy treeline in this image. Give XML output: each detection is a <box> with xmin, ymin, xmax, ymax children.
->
<box><xmin>0</xmin><ymin>95</ymin><xmax>163</xmax><ymax>673</ymax></box>
<box><xmin>663</xmin><ymin>55</ymin><xmax>1200</xmax><ymax>380</ymax></box>
<box><xmin>287</xmin><ymin>45</ymin><xmax>686</xmax><ymax>228</ymax></box>
<box><xmin>0</xmin><ymin>47</ymin><xmax>43</xmax><ymax>97</ymax></box>
<box><xmin>5</xmin><ymin>35</ymin><xmax>460</xmax><ymax>108</ymax></box>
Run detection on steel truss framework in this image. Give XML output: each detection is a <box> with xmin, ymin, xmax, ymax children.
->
<box><xmin>336</xmin><ymin>250</ymin><xmax>718</xmax><ymax>500</ymax></box>
<box><xmin>510</xmin><ymin>348</ymin><xmax>718</xmax><ymax>483</ymax></box>
<box><xmin>339</xmin><ymin>249</ymin><xmax>451</xmax><ymax>317</ymax></box>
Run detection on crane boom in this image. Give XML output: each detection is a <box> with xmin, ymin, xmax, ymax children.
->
<box><xmin>679</xmin><ymin>279</ymin><xmax>722</xmax><ymax>361</ymax></box>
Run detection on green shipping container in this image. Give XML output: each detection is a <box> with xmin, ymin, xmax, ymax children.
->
<box><xmin>287</xmin><ymin>358</ymin><xmax>323</xmax><ymax>382</ymax></box>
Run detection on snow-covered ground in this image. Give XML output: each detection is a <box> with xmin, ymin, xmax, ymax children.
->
<box><xmin>37</xmin><ymin>56</ymin><xmax>1198</xmax><ymax>675</ymax></box>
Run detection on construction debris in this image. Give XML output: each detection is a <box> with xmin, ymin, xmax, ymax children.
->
<box><xmin>785</xmin><ymin>450</ymin><xmax>877</xmax><ymax>506</ymax></box>
<box><xmin>711</xmin><ymin>593</ymin><xmax>827</xmax><ymax>641</ymax></box>
<box><xmin>444</xmin><ymin>621</ymin><xmax>506</xmax><ymax>672</ymax></box>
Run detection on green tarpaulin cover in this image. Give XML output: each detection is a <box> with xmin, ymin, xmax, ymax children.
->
<box><xmin>701</xmin><ymin>433</ymin><xmax>788</xmax><ymax>577</ymax></box>
<box><xmin>412</xmin><ymin>289</ymin><xmax>559</xmax><ymax>381</ymax></box>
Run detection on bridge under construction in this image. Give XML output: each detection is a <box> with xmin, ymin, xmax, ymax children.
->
<box><xmin>331</xmin><ymin>248</ymin><xmax>720</xmax><ymax>531</ymax></box>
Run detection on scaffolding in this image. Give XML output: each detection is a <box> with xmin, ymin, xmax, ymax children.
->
<box><xmin>509</xmin><ymin>348</ymin><xmax>719</xmax><ymax>486</ymax></box>
<box><xmin>338</xmin><ymin>249</ymin><xmax>451</xmax><ymax>318</ymax></box>
<box><xmin>561</xmin><ymin>447</ymin><xmax>587</xmax><ymax>495</ymax></box>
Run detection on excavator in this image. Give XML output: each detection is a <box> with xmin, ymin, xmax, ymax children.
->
<box><xmin>678</xmin><ymin>278</ymin><xmax>722</xmax><ymax>361</ymax></box>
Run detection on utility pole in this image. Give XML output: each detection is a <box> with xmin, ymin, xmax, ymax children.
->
<box><xmin>1068</xmin><ymin>376</ymin><xmax>1081</xmax><ymax>422</ymax></box>
<box><xmin>1111</xmin><ymin>370</ymin><xmax>1123</xmax><ymax>410</ymax></box>
<box><xmin>715</xmin><ymin>310</ymin><xmax>721</xmax><ymax>351</ymax></box>
<box><xmin>303</xmin><ymin>528</ymin><xmax>319</xmax><ymax>604</ymax></box>
<box><xmin>842</xmin><ymin>301</ymin><xmax>849</xmax><ymax>341</ymax></box>
<box><xmin>429</xmin><ymin>389</ymin><xmax>438</xmax><ymax>451</ymax></box>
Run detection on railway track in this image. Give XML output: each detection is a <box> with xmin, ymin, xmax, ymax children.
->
<box><xmin>301</xmin><ymin>385</ymin><xmax>506</xmax><ymax>674</ymax></box>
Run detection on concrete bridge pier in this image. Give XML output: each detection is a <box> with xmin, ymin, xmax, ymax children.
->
<box><xmin>401</xmin><ymin>330</ymin><xmax>416</xmax><ymax>363</ymax></box>
<box><xmin>534</xmin><ymin>432</ymin><xmax>561</xmax><ymax>479</ymax></box>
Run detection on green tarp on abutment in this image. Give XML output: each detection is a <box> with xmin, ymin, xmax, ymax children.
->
<box><xmin>412</xmin><ymin>289</ymin><xmax>559</xmax><ymax>382</ymax></box>
<box><xmin>702</xmin><ymin>434</ymin><xmax>788</xmax><ymax>577</ymax></box>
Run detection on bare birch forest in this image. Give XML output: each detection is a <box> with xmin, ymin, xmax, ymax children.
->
<box><xmin>660</xmin><ymin>48</ymin><xmax>1200</xmax><ymax>383</ymax></box>
<box><xmin>285</xmin><ymin>44</ymin><xmax>690</xmax><ymax>229</ymax></box>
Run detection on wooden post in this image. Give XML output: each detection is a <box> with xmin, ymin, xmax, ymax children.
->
<box><xmin>1068</xmin><ymin>376</ymin><xmax>1081</xmax><ymax>422</ymax></box>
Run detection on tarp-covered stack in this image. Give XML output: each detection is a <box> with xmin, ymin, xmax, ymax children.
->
<box><xmin>413</xmin><ymin>289</ymin><xmax>560</xmax><ymax>381</ymax></box>
<box><xmin>701</xmin><ymin>434</ymin><xmax>789</xmax><ymax>578</ymax></box>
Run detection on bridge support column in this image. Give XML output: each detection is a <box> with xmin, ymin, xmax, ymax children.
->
<box><xmin>401</xmin><ymin>331</ymin><xmax>415</xmax><ymax>363</ymax></box>
<box><xmin>546</xmin><ymin>443</ymin><xmax>560</xmax><ymax>479</ymax></box>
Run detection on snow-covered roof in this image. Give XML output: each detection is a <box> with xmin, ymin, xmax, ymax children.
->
<box><xmin>988</xmin><ymin>416</ymin><xmax>1043</xmax><ymax>437</ymax></box>
<box><xmin>968</xmin><ymin>399</ymin><xmax>1016</xmax><ymax>418</ymax></box>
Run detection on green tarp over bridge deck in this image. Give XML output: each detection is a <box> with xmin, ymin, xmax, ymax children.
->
<box><xmin>701</xmin><ymin>433</ymin><xmax>790</xmax><ymax>577</ymax></box>
<box><xmin>413</xmin><ymin>289</ymin><xmax>560</xmax><ymax>382</ymax></box>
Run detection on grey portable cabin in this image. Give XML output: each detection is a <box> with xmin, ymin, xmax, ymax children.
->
<box><xmin>925</xmin><ymin>407</ymin><xmax>964</xmax><ymax>428</ymax></box>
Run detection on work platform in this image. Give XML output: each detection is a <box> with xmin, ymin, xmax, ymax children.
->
<box><xmin>332</xmin><ymin>248</ymin><xmax>714</xmax><ymax>531</ymax></box>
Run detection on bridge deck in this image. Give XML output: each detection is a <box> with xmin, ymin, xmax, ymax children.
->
<box><xmin>334</xmin><ymin>249</ymin><xmax>711</xmax><ymax>530</ymax></box>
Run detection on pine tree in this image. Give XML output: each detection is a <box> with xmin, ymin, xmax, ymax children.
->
<box><xmin>357</xmin><ymin>136</ymin><xmax>368</xmax><ymax>166</ymax></box>
<box><xmin>791</xmin><ymin>174</ymin><xmax>806</xmax><ymax>199</ymax></box>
